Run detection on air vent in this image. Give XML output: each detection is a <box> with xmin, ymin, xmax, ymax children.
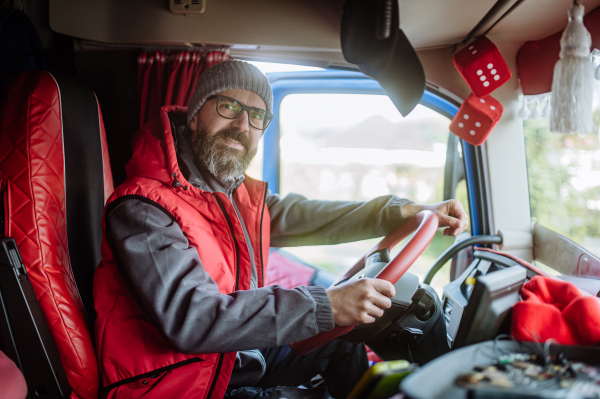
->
<box><xmin>170</xmin><ymin>0</ymin><xmax>206</xmax><ymax>14</ymax></box>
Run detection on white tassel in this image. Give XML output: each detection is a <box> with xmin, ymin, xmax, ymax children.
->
<box><xmin>550</xmin><ymin>3</ymin><xmax>595</xmax><ymax>135</ymax></box>
<box><xmin>518</xmin><ymin>100</ymin><xmax>531</xmax><ymax>119</ymax></box>
<box><xmin>530</xmin><ymin>100</ymin><xmax>542</xmax><ymax>120</ymax></box>
<box><xmin>592</xmin><ymin>49</ymin><xmax>600</xmax><ymax>80</ymax></box>
<box><xmin>542</xmin><ymin>101</ymin><xmax>552</xmax><ymax>119</ymax></box>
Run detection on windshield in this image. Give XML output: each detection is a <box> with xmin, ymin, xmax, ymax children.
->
<box><xmin>524</xmin><ymin>83</ymin><xmax>600</xmax><ymax>258</ymax></box>
<box><xmin>276</xmin><ymin>93</ymin><xmax>469</xmax><ymax>294</ymax></box>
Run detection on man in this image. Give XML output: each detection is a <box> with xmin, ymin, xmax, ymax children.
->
<box><xmin>94</xmin><ymin>60</ymin><xmax>468</xmax><ymax>399</ymax></box>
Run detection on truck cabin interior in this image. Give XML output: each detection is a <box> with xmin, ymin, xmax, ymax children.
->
<box><xmin>1</xmin><ymin>0</ymin><xmax>600</xmax><ymax>398</ymax></box>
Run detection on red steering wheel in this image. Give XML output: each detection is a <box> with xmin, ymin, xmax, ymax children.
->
<box><xmin>290</xmin><ymin>210</ymin><xmax>439</xmax><ymax>355</ymax></box>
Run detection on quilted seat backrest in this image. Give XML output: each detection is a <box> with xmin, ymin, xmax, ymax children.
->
<box><xmin>0</xmin><ymin>70</ymin><xmax>115</xmax><ymax>399</ymax></box>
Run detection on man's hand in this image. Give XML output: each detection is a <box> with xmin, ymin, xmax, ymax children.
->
<box><xmin>402</xmin><ymin>199</ymin><xmax>468</xmax><ymax>237</ymax></box>
<box><xmin>326</xmin><ymin>278</ymin><xmax>396</xmax><ymax>326</ymax></box>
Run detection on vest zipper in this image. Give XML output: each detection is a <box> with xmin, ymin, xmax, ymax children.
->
<box><xmin>259</xmin><ymin>183</ymin><xmax>268</xmax><ymax>287</ymax></box>
<box><xmin>206</xmin><ymin>353</ymin><xmax>225</xmax><ymax>399</ymax></box>
<box><xmin>213</xmin><ymin>194</ymin><xmax>241</xmax><ymax>291</ymax></box>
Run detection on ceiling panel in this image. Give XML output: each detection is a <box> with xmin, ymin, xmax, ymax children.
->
<box><xmin>52</xmin><ymin>0</ymin><xmax>600</xmax><ymax>55</ymax></box>
<box><xmin>489</xmin><ymin>0</ymin><xmax>600</xmax><ymax>43</ymax></box>
<box><xmin>400</xmin><ymin>0</ymin><xmax>498</xmax><ymax>48</ymax></box>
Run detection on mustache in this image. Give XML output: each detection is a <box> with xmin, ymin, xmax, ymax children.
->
<box><xmin>212</xmin><ymin>128</ymin><xmax>252</xmax><ymax>151</ymax></box>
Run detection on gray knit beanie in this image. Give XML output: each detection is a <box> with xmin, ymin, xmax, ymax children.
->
<box><xmin>187</xmin><ymin>60</ymin><xmax>273</xmax><ymax>126</ymax></box>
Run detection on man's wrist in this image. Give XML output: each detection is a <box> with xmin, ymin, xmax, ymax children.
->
<box><xmin>307</xmin><ymin>286</ymin><xmax>335</xmax><ymax>333</ymax></box>
<box><xmin>401</xmin><ymin>203</ymin><xmax>424</xmax><ymax>219</ymax></box>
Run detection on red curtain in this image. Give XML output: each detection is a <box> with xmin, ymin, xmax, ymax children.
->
<box><xmin>137</xmin><ymin>50</ymin><xmax>232</xmax><ymax>127</ymax></box>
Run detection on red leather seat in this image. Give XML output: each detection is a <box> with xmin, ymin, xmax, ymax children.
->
<box><xmin>0</xmin><ymin>70</ymin><xmax>114</xmax><ymax>399</ymax></box>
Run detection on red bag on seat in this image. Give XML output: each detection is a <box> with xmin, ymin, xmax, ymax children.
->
<box><xmin>0</xmin><ymin>350</ymin><xmax>27</xmax><ymax>399</ymax></box>
<box><xmin>512</xmin><ymin>276</ymin><xmax>600</xmax><ymax>345</ymax></box>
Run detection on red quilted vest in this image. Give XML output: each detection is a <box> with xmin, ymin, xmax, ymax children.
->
<box><xmin>94</xmin><ymin>106</ymin><xmax>270</xmax><ymax>398</ymax></box>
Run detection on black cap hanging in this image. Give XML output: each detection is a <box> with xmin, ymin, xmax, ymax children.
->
<box><xmin>341</xmin><ymin>0</ymin><xmax>425</xmax><ymax>116</ymax></box>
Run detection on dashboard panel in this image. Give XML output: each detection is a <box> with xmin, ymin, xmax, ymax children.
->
<box><xmin>442</xmin><ymin>250</ymin><xmax>528</xmax><ymax>348</ymax></box>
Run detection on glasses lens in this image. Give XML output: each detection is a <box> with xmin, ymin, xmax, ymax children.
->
<box><xmin>217</xmin><ymin>97</ymin><xmax>243</xmax><ymax>118</ymax></box>
<box><xmin>261</xmin><ymin>113</ymin><xmax>273</xmax><ymax>130</ymax></box>
<box><xmin>249</xmin><ymin>108</ymin><xmax>267</xmax><ymax>129</ymax></box>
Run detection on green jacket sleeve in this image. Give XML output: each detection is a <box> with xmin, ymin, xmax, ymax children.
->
<box><xmin>267</xmin><ymin>191</ymin><xmax>415</xmax><ymax>247</ymax></box>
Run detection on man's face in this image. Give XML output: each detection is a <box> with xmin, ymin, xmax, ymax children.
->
<box><xmin>189</xmin><ymin>89</ymin><xmax>266</xmax><ymax>181</ymax></box>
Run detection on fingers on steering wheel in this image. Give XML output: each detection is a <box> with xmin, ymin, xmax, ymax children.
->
<box><xmin>443</xmin><ymin>225</ymin><xmax>460</xmax><ymax>236</ymax></box>
<box><xmin>360</xmin><ymin>299</ymin><xmax>382</xmax><ymax>322</ymax></box>
<box><xmin>372</xmin><ymin>279</ymin><xmax>396</xmax><ymax>298</ymax></box>
<box><xmin>366</xmin><ymin>304</ymin><xmax>384</xmax><ymax>320</ymax></box>
<box><xmin>361</xmin><ymin>313</ymin><xmax>377</xmax><ymax>324</ymax></box>
<box><xmin>369</xmin><ymin>290</ymin><xmax>393</xmax><ymax>309</ymax></box>
<box><xmin>450</xmin><ymin>200</ymin><xmax>469</xmax><ymax>227</ymax></box>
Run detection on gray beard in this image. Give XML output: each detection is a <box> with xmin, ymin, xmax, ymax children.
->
<box><xmin>190</xmin><ymin>124</ymin><xmax>258</xmax><ymax>182</ymax></box>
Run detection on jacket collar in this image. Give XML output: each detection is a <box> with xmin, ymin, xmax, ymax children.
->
<box><xmin>126</xmin><ymin>106</ymin><xmax>244</xmax><ymax>197</ymax></box>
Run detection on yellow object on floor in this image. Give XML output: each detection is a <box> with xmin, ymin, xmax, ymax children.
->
<box><xmin>347</xmin><ymin>360</ymin><xmax>418</xmax><ymax>399</ymax></box>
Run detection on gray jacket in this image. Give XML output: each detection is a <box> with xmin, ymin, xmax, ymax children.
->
<box><xmin>106</xmin><ymin>122</ymin><xmax>414</xmax><ymax>386</ymax></box>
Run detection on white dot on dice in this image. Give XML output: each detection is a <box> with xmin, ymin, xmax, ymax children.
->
<box><xmin>472</xmin><ymin>50</ymin><xmax>477</xmax><ymax>54</ymax></box>
<box><xmin>487</xmin><ymin>63</ymin><xmax>493</xmax><ymax>69</ymax></box>
<box><xmin>477</xmin><ymin>70</ymin><xmax>483</xmax><ymax>75</ymax></box>
<box><xmin>469</xmin><ymin>45</ymin><xmax>474</xmax><ymax>50</ymax></box>
<box><xmin>464</xmin><ymin>114</ymin><xmax>469</xmax><ymax>120</ymax></box>
<box><xmin>480</xmin><ymin>75</ymin><xmax>486</xmax><ymax>81</ymax></box>
<box><xmin>490</xmin><ymin>106</ymin><xmax>496</xmax><ymax>110</ymax></box>
<box><xmin>480</xmin><ymin>99</ymin><xmax>486</xmax><ymax>103</ymax></box>
<box><xmin>475</xmin><ymin>122</ymin><xmax>481</xmax><ymax>127</ymax></box>
<box><xmin>494</xmin><ymin>75</ymin><xmax>500</xmax><ymax>81</ymax></box>
<box><xmin>470</xmin><ymin>130</ymin><xmax>475</xmax><ymax>135</ymax></box>
<box><xmin>459</xmin><ymin>122</ymin><xmax>464</xmax><ymax>128</ymax></box>
<box><xmin>491</xmin><ymin>69</ymin><xmax>497</xmax><ymax>75</ymax></box>
<box><xmin>484</xmin><ymin>81</ymin><xmax>490</xmax><ymax>87</ymax></box>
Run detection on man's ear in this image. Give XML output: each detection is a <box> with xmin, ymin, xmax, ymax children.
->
<box><xmin>189</xmin><ymin>114</ymin><xmax>200</xmax><ymax>131</ymax></box>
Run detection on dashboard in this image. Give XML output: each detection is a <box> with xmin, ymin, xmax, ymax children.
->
<box><xmin>442</xmin><ymin>250</ymin><xmax>532</xmax><ymax>349</ymax></box>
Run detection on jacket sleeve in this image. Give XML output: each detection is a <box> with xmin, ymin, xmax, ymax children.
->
<box><xmin>106</xmin><ymin>198</ymin><xmax>335</xmax><ymax>354</ymax></box>
<box><xmin>267</xmin><ymin>191</ymin><xmax>415</xmax><ymax>247</ymax></box>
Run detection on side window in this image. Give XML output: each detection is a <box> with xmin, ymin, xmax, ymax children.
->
<box><xmin>246</xmin><ymin>137</ymin><xmax>263</xmax><ymax>180</ymax></box>
<box><xmin>278</xmin><ymin>93</ymin><xmax>467</xmax><ymax>292</ymax></box>
<box><xmin>524</xmin><ymin>98</ymin><xmax>600</xmax><ymax>259</ymax></box>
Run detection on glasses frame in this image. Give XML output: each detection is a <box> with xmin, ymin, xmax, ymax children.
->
<box><xmin>207</xmin><ymin>95</ymin><xmax>274</xmax><ymax>131</ymax></box>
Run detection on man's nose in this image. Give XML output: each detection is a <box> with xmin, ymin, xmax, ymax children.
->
<box><xmin>231</xmin><ymin>110</ymin><xmax>250</xmax><ymax>132</ymax></box>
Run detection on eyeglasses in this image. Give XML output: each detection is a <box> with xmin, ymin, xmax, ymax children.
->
<box><xmin>207</xmin><ymin>95</ymin><xmax>274</xmax><ymax>131</ymax></box>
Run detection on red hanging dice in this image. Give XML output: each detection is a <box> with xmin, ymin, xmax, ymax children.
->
<box><xmin>453</xmin><ymin>37</ymin><xmax>512</xmax><ymax>98</ymax></box>
<box><xmin>449</xmin><ymin>94</ymin><xmax>503</xmax><ymax>146</ymax></box>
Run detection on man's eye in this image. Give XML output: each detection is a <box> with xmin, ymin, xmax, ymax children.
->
<box><xmin>250</xmin><ymin>112</ymin><xmax>264</xmax><ymax>120</ymax></box>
